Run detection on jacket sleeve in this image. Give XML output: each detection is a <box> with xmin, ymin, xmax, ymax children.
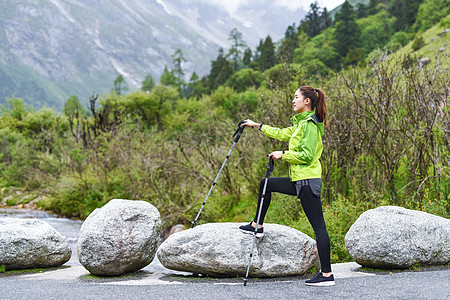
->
<box><xmin>282</xmin><ymin>121</ymin><xmax>318</xmax><ymax>165</ymax></box>
<box><xmin>260</xmin><ymin>125</ymin><xmax>293</xmax><ymax>141</ymax></box>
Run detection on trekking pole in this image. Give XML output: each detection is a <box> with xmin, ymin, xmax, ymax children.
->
<box><xmin>243</xmin><ymin>156</ymin><xmax>274</xmax><ymax>286</ymax></box>
<box><xmin>191</xmin><ymin>121</ymin><xmax>246</xmax><ymax>228</ymax></box>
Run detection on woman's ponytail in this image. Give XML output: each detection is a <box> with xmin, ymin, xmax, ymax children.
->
<box><xmin>299</xmin><ymin>86</ymin><xmax>327</xmax><ymax>125</ymax></box>
<box><xmin>314</xmin><ymin>88</ymin><xmax>327</xmax><ymax>126</ymax></box>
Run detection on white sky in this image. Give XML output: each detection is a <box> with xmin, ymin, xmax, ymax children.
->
<box><xmin>205</xmin><ymin>0</ymin><xmax>346</xmax><ymax>14</ymax></box>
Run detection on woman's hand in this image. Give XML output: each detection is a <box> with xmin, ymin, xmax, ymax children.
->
<box><xmin>243</xmin><ymin>119</ymin><xmax>260</xmax><ymax>128</ymax></box>
<box><xmin>268</xmin><ymin>151</ymin><xmax>283</xmax><ymax>160</ymax></box>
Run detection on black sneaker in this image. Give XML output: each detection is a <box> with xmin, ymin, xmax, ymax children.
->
<box><xmin>239</xmin><ymin>223</ymin><xmax>264</xmax><ymax>237</ymax></box>
<box><xmin>305</xmin><ymin>272</ymin><xmax>335</xmax><ymax>286</ymax></box>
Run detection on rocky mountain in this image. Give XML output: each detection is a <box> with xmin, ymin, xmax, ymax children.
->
<box><xmin>330</xmin><ymin>0</ymin><xmax>369</xmax><ymax>18</ymax></box>
<box><xmin>0</xmin><ymin>0</ymin><xmax>306</xmax><ymax>110</ymax></box>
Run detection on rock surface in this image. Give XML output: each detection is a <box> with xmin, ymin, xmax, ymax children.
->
<box><xmin>345</xmin><ymin>206</ymin><xmax>450</xmax><ymax>268</ymax></box>
<box><xmin>157</xmin><ymin>222</ymin><xmax>319</xmax><ymax>277</ymax></box>
<box><xmin>0</xmin><ymin>219</ymin><xmax>71</xmax><ymax>270</ymax></box>
<box><xmin>77</xmin><ymin>199</ymin><xmax>161</xmax><ymax>276</ymax></box>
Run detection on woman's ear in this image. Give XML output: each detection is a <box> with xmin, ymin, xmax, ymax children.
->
<box><xmin>304</xmin><ymin>98</ymin><xmax>311</xmax><ymax>105</ymax></box>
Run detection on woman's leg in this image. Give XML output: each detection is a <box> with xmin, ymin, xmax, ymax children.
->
<box><xmin>253</xmin><ymin>177</ymin><xmax>297</xmax><ymax>226</ymax></box>
<box><xmin>299</xmin><ymin>186</ymin><xmax>332</xmax><ymax>274</ymax></box>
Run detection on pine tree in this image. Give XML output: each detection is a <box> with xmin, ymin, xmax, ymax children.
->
<box><xmin>190</xmin><ymin>72</ymin><xmax>199</xmax><ymax>82</ymax></box>
<box><xmin>142</xmin><ymin>74</ymin><xmax>155</xmax><ymax>92</ymax></box>
<box><xmin>207</xmin><ymin>48</ymin><xmax>233</xmax><ymax>91</ymax></box>
<box><xmin>227</xmin><ymin>28</ymin><xmax>247</xmax><ymax>71</ymax></box>
<box><xmin>305</xmin><ymin>2</ymin><xmax>322</xmax><ymax>37</ymax></box>
<box><xmin>113</xmin><ymin>75</ymin><xmax>128</xmax><ymax>95</ymax></box>
<box><xmin>334</xmin><ymin>1</ymin><xmax>361</xmax><ymax>58</ymax></box>
<box><xmin>160</xmin><ymin>65</ymin><xmax>177</xmax><ymax>86</ymax></box>
<box><xmin>171</xmin><ymin>48</ymin><xmax>186</xmax><ymax>84</ymax></box>
<box><xmin>368</xmin><ymin>0</ymin><xmax>387</xmax><ymax>15</ymax></box>
<box><xmin>278</xmin><ymin>24</ymin><xmax>298</xmax><ymax>64</ymax></box>
<box><xmin>243</xmin><ymin>47</ymin><xmax>252</xmax><ymax>68</ymax></box>
<box><xmin>320</xmin><ymin>8</ymin><xmax>332</xmax><ymax>30</ymax></box>
<box><xmin>259</xmin><ymin>35</ymin><xmax>276</xmax><ymax>71</ymax></box>
<box><xmin>356</xmin><ymin>3</ymin><xmax>368</xmax><ymax>18</ymax></box>
<box><xmin>253</xmin><ymin>39</ymin><xmax>264</xmax><ymax>62</ymax></box>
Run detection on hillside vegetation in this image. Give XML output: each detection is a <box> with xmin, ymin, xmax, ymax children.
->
<box><xmin>0</xmin><ymin>0</ymin><xmax>449</xmax><ymax>263</ymax></box>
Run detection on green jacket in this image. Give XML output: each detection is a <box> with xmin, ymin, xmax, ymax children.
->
<box><xmin>261</xmin><ymin>110</ymin><xmax>324</xmax><ymax>181</ymax></box>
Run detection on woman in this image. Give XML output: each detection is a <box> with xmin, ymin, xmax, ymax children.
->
<box><xmin>240</xmin><ymin>86</ymin><xmax>334</xmax><ymax>287</ymax></box>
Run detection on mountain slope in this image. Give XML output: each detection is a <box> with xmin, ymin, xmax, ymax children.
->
<box><xmin>0</xmin><ymin>0</ymin><xmax>306</xmax><ymax>110</ymax></box>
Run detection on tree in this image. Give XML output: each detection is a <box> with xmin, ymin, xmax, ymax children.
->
<box><xmin>207</xmin><ymin>48</ymin><xmax>234</xmax><ymax>91</ymax></box>
<box><xmin>368</xmin><ymin>0</ymin><xmax>386</xmax><ymax>15</ymax></box>
<box><xmin>259</xmin><ymin>35</ymin><xmax>276</xmax><ymax>71</ymax></box>
<box><xmin>160</xmin><ymin>65</ymin><xmax>177</xmax><ymax>86</ymax></box>
<box><xmin>413</xmin><ymin>0</ymin><xmax>449</xmax><ymax>32</ymax></box>
<box><xmin>320</xmin><ymin>8</ymin><xmax>332</xmax><ymax>30</ymax></box>
<box><xmin>186</xmin><ymin>72</ymin><xmax>207</xmax><ymax>98</ymax></box>
<box><xmin>142</xmin><ymin>73</ymin><xmax>155</xmax><ymax>92</ymax></box>
<box><xmin>225</xmin><ymin>68</ymin><xmax>264</xmax><ymax>92</ymax></box>
<box><xmin>389</xmin><ymin>0</ymin><xmax>423</xmax><ymax>31</ymax></box>
<box><xmin>305</xmin><ymin>2</ymin><xmax>322</xmax><ymax>37</ymax></box>
<box><xmin>356</xmin><ymin>3</ymin><xmax>368</xmax><ymax>18</ymax></box>
<box><xmin>243</xmin><ymin>47</ymin><xmax>252</xmax><ymax>68</ymax></box>
<box><xmin>171</xmin><ymin>49</ymin><xmax>186</xmax><ymax>84</ymax></box>
<box><xmin>64</xmin><ymin>95</ymin><xmax>86</xmax><ymax>117</ymax></box>
<box><xmin>252</xmin><ymin>39</ymin><xmax>264</xmax><ymax>63</ymax></box>
<box><xmin>0</xmin><ymin>97</ymin><xmax>32</xmax><ymax>121</ymax></box>
<box><xmin>358</xmin><ymin>10</ymin><xmax>396</xmax><ymax>54</ymax></box>
<box><xmin>227</xmin><ymin>28</ymin><xmax>247</xmax><ymax>71</ymax></box>
<box><xmin>333</xmin><ymin>1</ymin><xmax>361</xmax><ymax>58</ymax></box>
<box><xmin>278</xmin><ymin>24</ymin><xmax>298</xmax><ymax>64</ymax></box>
<box><xmin>113</xmin><ymin>75</ymin><xmax>128</xmax><ymax>95</ymax></box>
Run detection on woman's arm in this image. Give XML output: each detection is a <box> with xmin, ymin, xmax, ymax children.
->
<box><xmin>243</xmin><ymin>119</ymin><xmax>293</xmax><ymax>141</ymax></box>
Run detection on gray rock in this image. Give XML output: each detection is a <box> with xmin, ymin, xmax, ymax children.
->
<box><xmin>157</xmin><ymin>223</ymin><xmax>319</xmax><ymax>277</ymax></box>
<box><xmin>417</xmin><ymin>57</ymin><xmax>431</xmax><ymax>69</ymax></box>
<box><xmin>0</xmin><ymin>219</ymin><xmax>71</xmax><ymax>270</ymax></box>
<box><xmin>77</xmin><ymin>199</ymin><xmax>162</xmax><ymax>276</ymax></box>
<box><xmin>345</xmin><ymin>206</ymin><xmax>450</xmax><ymax>269</ymax></box>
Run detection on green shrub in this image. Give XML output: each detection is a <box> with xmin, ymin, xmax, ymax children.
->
<box><xmin>411</xmin><ymin>35</ymin><xmax>425</xmax><ymax>51</ymax></box>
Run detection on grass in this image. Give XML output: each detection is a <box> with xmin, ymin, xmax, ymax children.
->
<box><xmin>360</xmin><ymin>263</ymin><xmax>450</xmax><ymax>275</ymax></box>
<box><xmin>81</xmin><ymin>270</ymin><xmax>150</xmax><ymax>282</ymax></box>
<box><xmin>0</xmin><ymin>187</ymin><xmax>41</xmax><ymax>207</ymax></box>
<box><xmin>0</xmin><ymin>265</ymin><xmax>70</xmax><ymax>277</ymax></box>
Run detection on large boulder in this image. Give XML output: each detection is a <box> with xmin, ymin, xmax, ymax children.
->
<box><xmin>77</xmin><ymin>199</ymin><xmax>161</xmax><ymax>276</ymax></box>
<box><xmin>0</xmin><ymin>219</ymin><xmax>71</xmax><ymax>270</ymax></box>
<box><xmin>345</xmin><ymin>206</ymin><xmax>450</xmax><ymax>269</ymax></box>
<box><xmin>157</xmin><ymin>223</ymin><xmax>319</xmax><ymax>277</ymax></box>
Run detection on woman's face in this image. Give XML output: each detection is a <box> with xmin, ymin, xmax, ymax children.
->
<box><xmin>292</xmin><ymin>89</ymin><xmax>310</xmax><ymax>113</ymax></box>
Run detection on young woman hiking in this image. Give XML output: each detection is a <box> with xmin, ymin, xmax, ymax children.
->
<box><xmin>240</xmin><ymin>86</ymin><xmax>334</xmax><ymax>286</ymax></box>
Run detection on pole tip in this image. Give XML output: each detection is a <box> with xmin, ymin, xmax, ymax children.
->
<box><xmin>243</xmin><ymin>278</ymin><xmax>248</xmax><ymax>286</ymax></box>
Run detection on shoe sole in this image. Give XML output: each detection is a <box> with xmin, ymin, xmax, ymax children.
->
<box><xmin>239</xmin><ymin>228</ymin><xmax>264</xmax><ymax>238</ymax></box>
<box><xmin>305</xmin><ymin>281</ymin><xmax>335</xmax><ymax>286</ymax></box>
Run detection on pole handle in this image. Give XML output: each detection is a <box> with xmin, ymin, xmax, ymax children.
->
<box><xmin>232</xmin><ymin>121</ymin><xmax>246</xmax><ymax>143</ymax></box>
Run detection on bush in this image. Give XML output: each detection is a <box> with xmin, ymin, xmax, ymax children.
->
<box><xmin>225</xmin><ymin>68</ymin><xmax>264</xmax><ymax>92</ymax></box>
<box><xmin>411</xmin><ymin>35</ymin><xmax>425</xmax><ymax>51</ymax></box>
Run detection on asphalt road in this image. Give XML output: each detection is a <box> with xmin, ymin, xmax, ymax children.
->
<box><xmin>1</xmin><ymin>268</ymin><xmax>449</xmax><ymax>300</ymax></box>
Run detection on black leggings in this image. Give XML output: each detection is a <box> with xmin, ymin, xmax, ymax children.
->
<box><xmin>253</xmin><ymin>177</ymin><xmax>332</xmax><ymax>273</ymax></box>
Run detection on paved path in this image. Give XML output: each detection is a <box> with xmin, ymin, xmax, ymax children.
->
<box><xmin>1</xmin><ymin>261</ymin><xmax>449</xmax><ymax>300</ymax></box>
